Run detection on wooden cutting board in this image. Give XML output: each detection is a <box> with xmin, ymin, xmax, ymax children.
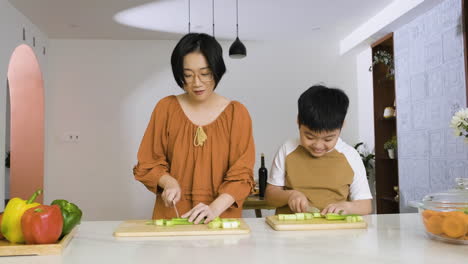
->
<box><xmin>113</xmin><ymin>219</ymin><xmax>250</xmax><ymax>237</ymax></box>
<box><xmin>266</xmin><ymin>215</ymin><xmax>367</xmax><ymax>231</ymax></box>
<box><xmin>0</xmin><ymin>226</ymin><xmax>77</xmax><ymax>256</ymax></box>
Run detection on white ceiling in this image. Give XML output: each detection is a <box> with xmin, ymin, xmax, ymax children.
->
<box><xmin>8</xmin><ymin>0</ymin><xmax>394</xmax><ymax>41</ymax></box>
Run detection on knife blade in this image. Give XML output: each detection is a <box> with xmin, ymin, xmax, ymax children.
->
<box><xmin>306</xmin><ymin>202</ymin><xmax>320</xmax><ymax>213</ymax></box>
<box><xmin>173</xmin><ymin>200</ymin><xmax>180</xmax><ymax>218</ymax></box>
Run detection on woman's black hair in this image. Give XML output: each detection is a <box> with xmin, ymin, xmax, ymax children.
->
<box><xmin>171</xmin><ymin>33</ymin><xmax>226</xmax><ymax>89</ymax></box>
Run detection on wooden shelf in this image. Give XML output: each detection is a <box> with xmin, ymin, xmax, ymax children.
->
<box><xmin>378</xmin><ymin>196</ymin><xmax>398</xmax><ymax>203</ymax></box>
<box><xmin>372</xmin><ymin>34</ymin><xmax>400</xmax><ymax>214</ymax></box>
<box><xmin>376</xmin><ymin>157</ymin><xmax>397</xmax><ymax>161</ymax></box>
<box><xmin>376</xmin><ymin>118</ymin><xmax>396</xmax><ymax>122</ymax></box>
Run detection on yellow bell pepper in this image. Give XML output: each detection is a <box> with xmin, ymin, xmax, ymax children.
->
<box><xmin>1</xmin><ymin>189</ymin><xmax>42</xmax><ymax>243</ymax></box>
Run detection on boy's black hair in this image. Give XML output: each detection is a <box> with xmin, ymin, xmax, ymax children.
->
<box><xmin>298</xmin><ymin>85</ymin><xmax>349</xmax><ymax>131</ymax></box>
<box><xmin>171</xmin><ymin>33</ymin><xmax>226</xmax><ymax>89</ymax></box>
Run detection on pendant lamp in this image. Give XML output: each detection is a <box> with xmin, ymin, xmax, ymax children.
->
<box><xmin>212</xmin><ymin>0</ymin><xmax>215</xmax><ymax>37</ymax></box>
<box><xmin>229</xmin><ymin>0</ymin><xmax>246</xmax><ymax>58</ymax></box>
<box><xmin>188</xmin><ymin>0</ymin><xmax>191</xmax><ymax>33</ymax></box>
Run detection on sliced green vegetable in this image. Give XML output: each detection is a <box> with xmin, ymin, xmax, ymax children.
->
<box><xmin>208</xmin><ymin>220</ymin><xmax>222</xmax><ymax>229</ymax></box>
<box><xmin>277</xmin><ymin>213</ymin><xmax>364</xmax><ymax>222</ymax></box>
<box><xmin>325</xmin><ymin>213</ymin><xmax>346</xmax><ymax>220</ymax></box>
<box><xmin>313</xmin><ymin>212</ymin><xmax>324</xmax><ymax>218</ymax></box>
<box><xmin>171</xmin><ymin>218</ymin><xmax>194</xmax><ymax>225</ymax></box>
<box><xmin>208</xmin><ymin>217</ymin><xmax>240</xmax><ymax>229</ymax></box>
<box><xmin>345</xmin><ymin>215</ymin><xmax>364</xmax><ymax>223</ymax></box>
<box><xmin>295</xmin><ymin>213</ymin><xmax>305</xmax><ymax>220</ymax></box>
<box><xmin>284</xmin><ymin>214</ymin><xmax>297</xmax><ymax>220</ymax></box>
<box><xmin>221</xmin><ymin>220</ymin><xmax>240</xmax><ymax>229</ymax></box>
<box><xmin>154</xmin><ymin>219</ymin><xmax>164</xmax><ymax>226</ymax></box>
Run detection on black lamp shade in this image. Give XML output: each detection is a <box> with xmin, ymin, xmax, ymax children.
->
<box><xmin>229</xmin><ymin>37</ymin><xmax>247</xmax><ymax>58</ymax></box>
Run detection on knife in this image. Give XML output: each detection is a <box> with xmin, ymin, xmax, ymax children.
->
<box><xmin>306</xmin><ymin>202</ymin><xmax>320</xmax><ymax>213</ymax></box>
<box><xmin>173</xmin><ymin>200</ymin><xmax>180</xmax><ymax>218</ymax></box>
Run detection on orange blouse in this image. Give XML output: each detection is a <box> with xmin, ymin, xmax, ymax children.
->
<box><xmin>133</xmin><ymin>95</ymin><xmax>255</xmax><ymax>219</ymax></box>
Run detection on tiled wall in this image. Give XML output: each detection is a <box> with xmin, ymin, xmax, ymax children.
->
<box><xmin>394</xmin><ymin>0</ymin><xmax>468</xmax><ymax>212</ymax></box>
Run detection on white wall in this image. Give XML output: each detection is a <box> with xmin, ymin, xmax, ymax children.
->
<box><xmin>46</xmin><ymin>37</ymin><xmax>363</xmax><ymax>220</ymax></box>
<box><xmin>394</xmin><ymin>0</ymin><xmax>467</xmax><ymax>212</ymax></box>
<box><xmin>0</xmin><ymin>0</ymin><xmax>49</xmax><ymax>211</ymax></box>
<box><xmin>356</xmin><ymin>47</ymin><xmax>375</xmax><ymax>151</ymax></box>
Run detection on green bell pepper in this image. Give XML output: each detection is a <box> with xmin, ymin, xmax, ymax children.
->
<box><xmin>50</xmin><ymin>199</ymin><xmax>82</xmax><ymax>237</ymax></box>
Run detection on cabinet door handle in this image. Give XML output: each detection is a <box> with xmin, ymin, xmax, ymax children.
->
<box><xmin>393</xmin><ymin>186</ymin><xmax>399</xmax><ymax>202</ymax></box>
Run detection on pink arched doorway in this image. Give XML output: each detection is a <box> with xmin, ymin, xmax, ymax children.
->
<box><xmin>7</xmin><ymin>44</ymin><xmax>44</xmax><ymax>203</ymax></box>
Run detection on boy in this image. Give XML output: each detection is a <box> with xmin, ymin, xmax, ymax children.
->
<box><xmin>265</xmin><ymin>85</ymin><xmax>372</xmax><ymax>215</ymax></box>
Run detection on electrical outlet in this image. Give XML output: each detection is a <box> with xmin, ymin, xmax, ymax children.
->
<box><xmin>62</xmin><ymin>132</ymin><xmax>80</xmax><ymax>143</ymax></box>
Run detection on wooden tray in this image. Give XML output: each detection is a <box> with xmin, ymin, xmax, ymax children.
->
<box><xmin>0</xmin><ymin>226</ymin><xmax>77</xmax><ymax>256</ymax></box>
<box><xmin>266</xmin><ymin>215</ymin><xmax>367</xmax><ymax>231</ymax></box>
<box><xmin>113</xmin><ymin>219</ymin><xmax>250</xmax><ymax>237</ymax></box>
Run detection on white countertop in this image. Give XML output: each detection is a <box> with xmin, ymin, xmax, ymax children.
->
<box><xmin>2</xmin><ymin>213</ymin><xmax>467</xmax><ymax>264</ymax></box>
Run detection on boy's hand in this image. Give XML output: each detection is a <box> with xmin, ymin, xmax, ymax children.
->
<box><xmin>288</xmin><ymin>190</ymin><xmax>309</xmax><ymax>213</ymax></box>
<box><xmin>321</xmin><ymin>201</ymin><xmax>351</xmax><ymax>215</ymax></box>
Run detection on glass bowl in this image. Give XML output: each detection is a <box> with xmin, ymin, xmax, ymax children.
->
<box><xmin>410</xmin><ymin>178</ymin><xmax>468</xmax><ymax>244</ymax></box>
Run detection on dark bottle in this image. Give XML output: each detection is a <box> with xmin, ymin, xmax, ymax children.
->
<box><xmin>258</xmin><ymin>153</ymin><xmax>268</xmax><ymax>198</ymax></box>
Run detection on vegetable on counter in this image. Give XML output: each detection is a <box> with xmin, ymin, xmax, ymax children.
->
<box><xmin>146</xmin><ymin>217</ymin><xmax>241</xmax><ymax>229</ymax></box>
<box><xmin>277</xmin><ymin>212</ymin><xmax>364</xmax><ymax>223</ymax></box>
<box><xmin>51</xmin><ymin>199</ymin><xmax>83</xmax><ymax>237</ymax></box>
<box><xmin>21</xmin><ymin>205</ymin><xmax>63</xmax><ymax>244</ymax></box>
<box><xmin>422</xmin><ymin>210</ymin><xmax>468</xmax><ymax>239</ymax></box>
<box><xmin>1</xmin><ymin>189</ymin><xmax>42</xmax><ymax>243</ymax></box>
<box><xmin>208</xmin><ymin>218</ymin><xmax>240</xmax><ymax>229</ymax></box>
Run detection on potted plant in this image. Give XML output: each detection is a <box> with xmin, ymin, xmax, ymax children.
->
<box><xmin>353</xmin><ymin>142</ymin><xmax>375</xmax><ymax>179</ymax></box>
<box><xmin>450</xmin><ymin>108</ymin><xmax>468</xmax><ymax>143</ymax></box>
<box><xmin>369</xmin><ymin>50</ymin><xmax>394</xmax><ymax>80</ymax></box>
<box><xmin>383</xmin><ymin>136</ymin><xmax>397</xmax><ymax>159</ymax></box>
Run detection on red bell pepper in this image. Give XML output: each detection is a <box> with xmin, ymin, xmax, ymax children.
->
<box><xmin>21</xmin><ymin>205</ymin><xmax>63</xmax><ymax>244</ymax></box>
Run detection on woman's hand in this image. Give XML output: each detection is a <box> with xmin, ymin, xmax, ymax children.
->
<box><xmin>158</xmin><ymin>175</ymin><xmax>181</xmax><ymax>207</ymax></box>
<box><xmin>288</xmin><ymin>190</ymin><xmax>309</xmax><ymax>213</ymax></box>
<box><xmin>182</xmin><ymin>203</ymin><xmax>217</xmax><ymax>224</ymax></box>
<box><xmin>181</xmin><ymin>193</ymin><xmax>235</xmax><ymax>224</ymax></box>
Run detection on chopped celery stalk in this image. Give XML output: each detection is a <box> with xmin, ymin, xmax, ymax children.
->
<box><xmin>313</xmin><ymin>212</ymin><xmax>324</xmax><ymax>218</ymax></box>
<box><xmin>325</xmin><ymin>213</ymin><xmax>346</xmax><ymax>220</ymax></box>
<box><xmin>222</xmin><ymin>222</ymin><xmax>232</xmax><ymax>228</ymax></box>
<box><xmin>165</xmin><ymin>220</ymin><xmax>174</xmax><ymax>226</ymax></box>
<box><xmin>277</xmin><ymin>214</ymin><xmax>299</xmax><ymax>221</ymax></box>
<box><xmin>304</xmin><ymin>213</ymin><xmax>313</xmax><ymax>220</ymax></box>
<box><xmin>356</xmin><ymin>216</ymin><xmax>363</xmax><ymax>222</ymax></box>
<box><xmin>172</xmin><ymin>217</ymin><xmax>188</xmax><ymax>221</ymax></box>
<box><xmin>345</xmin><ymin>216</ymin><xmax>356</xmax><ymax>223</ymax></box>
<box><xmin>154</xmin><ymin>219</ymin><xmax>165</xmax><ymax>226</ymax></box>
<box><xmin>230</xmin><ymin>221</ymin><xmax>239</xmax><ymax>228</ymax></box>
<box><xmin>208</xmin><ymin>220</ymin><xmax>222</xmax><ymax>229</ymax></box>
<box><xmin>283</xmin><ymin>214</ymin><xmax>297</xmax><ymax>220</ymax></box>
<box><xmin>295</xmin><ymin>213</ymin><xmax>305</xmax><ymax>220</ymax></box>
<box><xmin>171</xmin><ymin>218</ymin><xmax>194</xmax><ymax>225</ymax></box>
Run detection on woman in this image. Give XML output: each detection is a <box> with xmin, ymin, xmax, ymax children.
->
<box><xmin>133</xmin><ymin>33</ymin><xmax>255</xmax><ymax>224</ymax></box>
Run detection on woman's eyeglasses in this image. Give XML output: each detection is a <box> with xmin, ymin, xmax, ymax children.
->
<box><xmin>184</xmin><ymin>72</ymin><xmax>214</xmax><ymax>83</ymax></box>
